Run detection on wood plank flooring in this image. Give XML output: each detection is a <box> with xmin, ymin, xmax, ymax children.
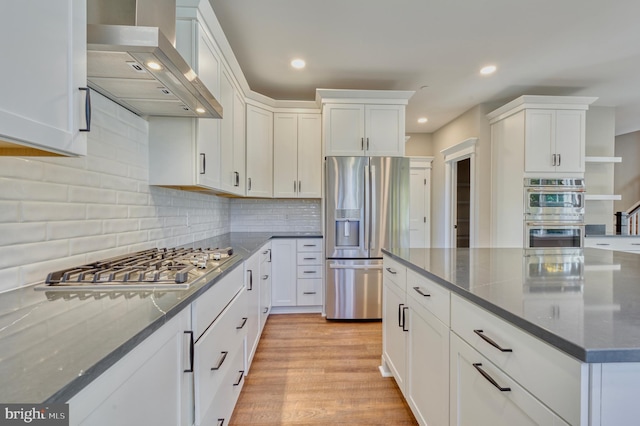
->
<box><xmin>230</xmin><ymin>314</ymin><xmax>418</xmax><ymax>425</ymax></box>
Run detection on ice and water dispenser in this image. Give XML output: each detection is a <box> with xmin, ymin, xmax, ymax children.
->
<box><xmin>334</xmin><ymin>209</ymin><xmax>360</xmax><ymax>247</ymax></box>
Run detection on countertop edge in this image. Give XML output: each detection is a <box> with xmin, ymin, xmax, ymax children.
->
<box><xmin>382</xmin><ymin>248</ymin><xmax>640</xmax><ymax>364</ymax></box>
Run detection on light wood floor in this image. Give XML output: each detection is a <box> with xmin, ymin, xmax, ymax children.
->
<box><xmin>230</xmin><ymin>313</ymin><xmax>418</xmax><ymax>425</ymax></box>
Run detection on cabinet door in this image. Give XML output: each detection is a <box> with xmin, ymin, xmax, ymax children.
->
<box><xmin>409</xmin><ymin>165</ymin><xmax>430</xmax><ymax>248</ymax></box>
<box><xmin>554</xmin><ymin>110</ymin><xmax>585</xmax><ymax>173</ymax></box>
<box><xmin>407</xmin><ymin>301</ymin><xmax>449</xmax><ymax>426</ymax></box>
<box><xmin>194</xmin><ymin>26</ymin><xmax>221</xmax><ymax>188</ymax></box>
<box><xmin>246</xmin><ymin>105</ymin><xmax>273</xmax><ymax>197</ymax></box>
<box><xmin>450</xmin><ymin>334</ymin><xmax>567</xmax><ymax>426</ymax></box>
<box><xmin>1</xmin><ymin>0</ymin><xmax>87</xmax><ymax>156</ymax></box>
<box><xmin>259</xmin><ymin>244</ymin><xmax>272</xmax><ymax>330</ymax></box>
<box><xmin>68</xmin><ymin>309</ymin><xmax>193</xmax><ymax>426</ymax></box>
<box><xmin>365</xmin><ymin>105</ymin><xmax>405</xmax><ymax>156</ymax></box>
<box><xmin>273</xmin><ymin>113</ymin><xmax>299</xmax><ymax>198</ymax></box>
<box><xmin>382</xmin><ymin>282</ymin><xmax>407</xmax><ymax>393</ymax></box>
<box><xmin>324</xmin><ymin>104</ymin><xmax>365</xmax><ymax>156</ymax></box>
<box><xmin>244</xmin><ymin>252</ymin><xmax>261</xmax><ymax>368</ymax></box>
<box><xmin>219</xmin><ymin>70</ymin><xmax>236</xmax><ymax>193</ymax></box>
<box><xmin>232</xmin><ymin>89</ymin><xmax>246</xmax><ymax>195</ymax></box>
<box><xmin>525</xmin><ymin>109</ymin><xmax>556</xmax><ymax>173</ymax></box>
<box><xmin>271</xmin><ymin>239</ymin><xmax>297</xmax><ymax>306</ymax></box>
<box><xmin>297</xmin><ymin>114</ymin><xmax>322</xmax><ymax>198</ymax></box>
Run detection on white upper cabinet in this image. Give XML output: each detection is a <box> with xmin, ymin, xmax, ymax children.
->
<box><xmin>323</xmin><ymin>104</ymin><xmax>405</xmax><ymax>156</ymax></box>
<box><xmin>149</xmin><ymin>14</ymin><xmax>221</xmax><ymax>190</ymax></box>
<box><xmin>316</xmin><ymin>89</ymin><xmax>414</xmax><ymax>157</ymax></box>
<box><xmin>525</xmin><ymin>109</ymin><xmax>586</xmax><ymax>174</ymax></box>
<box><xmin>273</xmin><ymin>113</ymin><xmax>322</xmax><ymax>198</ymax></box>
<box><xmin>218</xmin><ymin>69</ymin><xmax>246</xmax><ymax>195</ymax></box>
<box><xmin>246</xmin><ymin>104</ymin><xmax>273</xmax><ymax>197</ymax></box>
<box><xmin>0</xmin><ymin>0</ymin><xmax>88</xmax><ymax>156</ymax></box>
<box><xmin>487</xmin><ymin>95</ymin><xmax>597</xmax><ymax>178</ymax></box>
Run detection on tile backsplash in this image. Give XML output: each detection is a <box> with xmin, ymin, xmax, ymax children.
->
<box><xmin>0</xmin><ymin>93</ymin><xmax>231</xmax><ymax>293</ymax></box>
<box><xmin>0</xmin><ymin>93</ymin><xmax>322</xmax><ymax>293</ymax></box>
<box><xmin>230</xmin><ymin>198</ymin><xmax>321</xmax><ymax>232</ymax></box>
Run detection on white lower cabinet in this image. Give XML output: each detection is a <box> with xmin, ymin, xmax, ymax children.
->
<box><xmin>244</xmin><ymin>251</ymin><xmax>261</xmax><ymax>369</ymax></box>
<box><xmin>259</xmin><ymin>243</ymin><xmax>272</xmax><ymax>331</ymax></box>
<box><xmin>67</xmin><ymin>309</ymin><xmax>193</xmax><ymax>426</ymax></box>
<box><xmin>450</xmin><ymin>333</ymin><xmax>568</xmax><ymax>426</ymax></box>
<box><xmin>271</xmin><ymin>238</ymin><xmax>323</xmax><ymax>309</ymax></box>
<box><xmin>382</xmin><ymin>278</ymin><xmax>407</xmax><ymax>391</ymax></box>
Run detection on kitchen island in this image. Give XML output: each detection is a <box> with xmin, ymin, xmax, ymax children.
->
<box><xmin>0</xmin><ymin>232</ymin><xmax>320</xmax><ymax>406</ymax></box>
<box><xmin>382</xmin><ymin>247</ymin><xmax>640</xmax><ymax>426</ymax></box>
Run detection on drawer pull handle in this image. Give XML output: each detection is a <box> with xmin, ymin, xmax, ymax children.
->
<box><xmin>402</xmin><ymin>306</ymin><xmax>409</xmax><ymax>332</ymax></box>
<box><xmin>303</xmin><ymin>291</ymin><xmax>316</xmax><ymax>295</ymax></box>
<box><xmin>473</xmin><ymin>363</ymin><xmax>511</xmax><ymax>392</ymax></box>
<box><xmin>183</xmin><ymin>331</ymin><xmax>194</xmax><ymax>373</ymax></box>
<box><xmin>217</xmin><ymin>419</ymin><xmax>225</xmax><ymax>426</ymax></box>
<box><xmin>473</xmin><ymin>329</ymin><xmax>512</xmax><ymax>353</ymax></box>
<box><xmin>262</xmin><ymin>275</ymin><xmax>269</xmax><ymax>280</ymax></box>
<box><xmin>211</xmin><ymin>351</ymin><xmax>229</xmax><ymax>371</ymax></box>
<box><xmin>263</xmin><ymin>307</ymin><xmax>269</xmax><ymax>314</ymax></box>
<box><xmin>632</xmin><ymin>243</ymin><xmax>640</xmax><ymax>246</ymax></box>
<box><xmin>386</xmin><ymin>267</ymin><xmax>397</xmax><ymax>274</ymax></box>
<box><xmin>398</xmin><ymin>303</ymin><xmax>404</xmax><ymax>328</ymax></box>
<box><xmin>303</xmin><ymin>244</ymin><xmax>316</xmax><ymax>247</ymax></box>
<box><xmin>233</xmin><ymin>370</ymin><xmax>245</xmax><ymax>386</ymax></box>
<box><xmin>303</xmin><ymin>257</ymin><xmax>317</xmax><ymax>260</ymax></box>
<box><xmin>303</xmin><ymin>270</ymin><xmax>316</xmax><ymax>274</ymax></box>
<box><xmin>413</xmin><ymin>286</ymin><xmax>431</xmax><ymax>297</ymax></box>
<box><xmin>237</xmin><ymin>317</ymin><xmax>248</xmax><ymax>329</ymax></box>
<box><xmin>596</xmin><ymin>243</ymin><xmax>610</xmax><ymax>246</ymax></box>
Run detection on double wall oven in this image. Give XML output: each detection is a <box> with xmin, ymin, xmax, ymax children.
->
<box><xmin>524</xmin><ymin>178</ymin><xmax>585</xmax><ymax>249</ymax></box>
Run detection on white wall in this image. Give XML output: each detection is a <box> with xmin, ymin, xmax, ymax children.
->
<box><xmin>429</xmin><ymin>104</ymin><xmax>494</xmax><ymax>247</ymax></box>
<box><xmin>614</xmin><ymin>130</ymin><xmax>640</xmax><ymax>212</ymax></box>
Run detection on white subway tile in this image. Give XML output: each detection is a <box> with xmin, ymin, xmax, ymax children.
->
<box><xmin>47</xmin><ymin>221</ymin><xmax>102</xmax><ymax>240</ymax></box>
<box><xmin>21</xmin><ymin>202</ymin><xmax>86</xmax><ymax>222</ymax></box>
<box><xmin>0</xmin><ymin>179</ymin><xmax>68</xmax><ymax>202</ymax></box>
<box><xmin>0</xmin><ymin>240</ymin><xmax>69</xmax><ymax>269</ymax></box>
<box><xmin>117</xmin><ymin>191</ymin><xmax>149</xmax><ymax>206</ymax></box>
<box><xmin>116</xmin><ymin>230</ymin><xmax>148</xmax><ymax>246</ymax></box>
<box><xmin>0</xmin><ymin>158</ymin><xmax>45</xmax><ymax>180</ymax></box>
<box><xmin>69</xmin><ymin>235</ymin><xmax>117</xmax><ymax>256</ymax></box>
<box><xmin>0</xmin><ymin>267</ymin><xmax>19</xmax><ymax>293</ymax></box>
<box><xmin>0</xmin><ymin>223</ymin><xmax>47</xmax><ymax>246</ymax></box>
<box><xmin>86</xmin><ymin>204</ymin><xmax>128</xmax><ymax>220</ymax></box>
<box><xmin>103</xmin><ymin>219</ymin><xmax>139</xmax><ymax>234</ymax></box>
<box><xmin>68</xmin><ymin>186</ymin><xmax>117</xmax><ymax>204</ymax></box>
<box><xmin>0</xmin><ymin>201</ymin><xmax>19</xmax><ymax>223</ymax></box>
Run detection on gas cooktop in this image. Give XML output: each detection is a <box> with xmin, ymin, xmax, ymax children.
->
<box><xmin>36</xmin><ymin>247</ymin><xmax>236</xmax><ymax>292</ymax></box>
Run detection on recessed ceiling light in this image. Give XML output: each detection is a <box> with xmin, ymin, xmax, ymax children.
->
<box><xmin>480</xmin><ymin>65</ymin><xmax>497</xmax><ymax>75</ymax></box>
<box><xmin>146</xmin><ymin>61</ymin><xmax>163</xmax><ymax>71</ymax></box>
<box><xmin>196</xmin><ymin>107</ymin><xmax>206</xmax><ymax>114</ymax></box>
<box><xmin>291</xmin><ymin>58</ymin><xmax>306</xmax><ymax>69</ymax></box>
<box><xmin>418</xmin><ymin>117</ymin><xmax>428</xmax><ymax>124</ymax></box>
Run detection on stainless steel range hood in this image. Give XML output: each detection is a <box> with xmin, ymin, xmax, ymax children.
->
<box><xmin>87</xmin><ymin>0</ymin><xmax>222</xmax><ymax>119</ymax></box>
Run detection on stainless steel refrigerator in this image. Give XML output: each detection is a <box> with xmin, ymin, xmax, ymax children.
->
<box><xmin>325</xmin><ymin>156</ymin><xmax>409</xmax><ymax>319</ymax></box>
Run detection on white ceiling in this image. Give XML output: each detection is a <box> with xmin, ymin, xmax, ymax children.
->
<box><xmin>209</xmin><ymin>0</ymin><xmax>640</xmax><ymax>135</ymax></box>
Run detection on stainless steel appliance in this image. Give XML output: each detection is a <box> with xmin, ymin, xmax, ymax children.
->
<box><xmin>86</xmin><ymin>0</ymin><xmax>223</xmax><ymax>118</ymax></box>
<box><xmin>524</xmin><ymin>178</ymin><xmax>585</xmax><ymax>249</ymax></box>
<box><xmin>325</xmin><ymin>156</ymin><xmax>409</xmax><ymax>320</ymax></box>
<box><xmin>36</xmin><ymin>247</ymin><xmax>237</xmax><ymax>295</ymax></box>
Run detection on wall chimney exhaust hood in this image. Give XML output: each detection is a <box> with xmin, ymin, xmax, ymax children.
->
<box><xmin>87</xmin><ymin>0</ymin><xmax>222</xmax><ymax>119</ymax></box>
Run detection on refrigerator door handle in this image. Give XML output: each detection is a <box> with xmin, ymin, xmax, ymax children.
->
<box><xmin>364</xmin><ymin>163</ymin><xmax>371</xmax><ymax>254</ymax></box>
<box><xmin>369</xmin><ymin>163</ymin><xmax>376</xmax><ymax>252</ymax></box>
<box><xmin>328</xmin><ymin>263</ymin><xmax>383</xmax><ymax>270</ymax></box>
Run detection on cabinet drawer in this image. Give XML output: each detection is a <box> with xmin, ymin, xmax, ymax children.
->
<box><xmin>297</xmin><ymin>265</ymin><xmax>322</xmax><ymax>279</ymax></box>
<box><xmin>297</xmin><ymin>239</ymin><xmax>322</xmax><ymax>252</ymax></box>
<box><xmin>383</xmin><ymin>256</ymin><xmax>406</xmax><ymax>291</ymax></box>
<box><xmin>406</xmin><ymin>268</ymin><xmax>450</xmax><ymax>326</ymax></box>
<box><xmin>297</xmin><ymin>279</ymin><xmax>322</xmax><ymax>306</ymax></box>
<box><xmin>451</xmin><ymin>294</ymin><xmax>585</xmax><ymax>425</ymax></box>
<box><xmin>195</xmin><ymin>289</ymin><xmax>247</xmax><ymax>423</ymax></box>
<box><xmin>297</xmin><ymin>252</ymin><xmax>322</xmax><ymax>265</ymax></box>
<box><xmin>200</xmin><ymin>342</ymin><xmax>245</xmax><ymax>426</ymax></box>
<box><xmin>450</xmin><ymin>333</ymin><xmax>569</xmax><ymax>426</ymax></box>
<box><xmin>192</xmin><ymin>266</ymin><xmax>244</xmax><ymax>338</ymax></box>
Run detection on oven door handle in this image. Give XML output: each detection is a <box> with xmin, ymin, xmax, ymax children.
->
<box><xmin>525</xmin><ymin>187</ymin><xmax>585</xmax><ymax>193</ymax></box>
<box><xmin>526</xmin><ymin>222</ymin><xmax>584</xmax><ymax>227</ymax></box>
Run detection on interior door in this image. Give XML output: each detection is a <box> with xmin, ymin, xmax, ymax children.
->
<box><xmin>410</xmin><ymin>167</ymin><xmax>428</xmax><ymax>248</ymax></box>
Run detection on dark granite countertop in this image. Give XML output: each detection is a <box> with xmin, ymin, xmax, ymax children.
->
<box><xmin>383</xmin><ymin>247</ymin><xmax>640</xmax><ymax>363</ymax></box>
<box><xmin>0</xmin><ymin>232</ymin><xmax>321</xmax><ymax>404</ymax></box>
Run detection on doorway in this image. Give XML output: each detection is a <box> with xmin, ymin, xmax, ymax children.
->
<box><xmin>442</xmin><ymin>137</ymin><xmax>478</xmax><ymax>248</ymax></box>
<box><xmin>456</xmin><ymin>158</ymin><xmax>471</xmax><ymax>248</ymax></box>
